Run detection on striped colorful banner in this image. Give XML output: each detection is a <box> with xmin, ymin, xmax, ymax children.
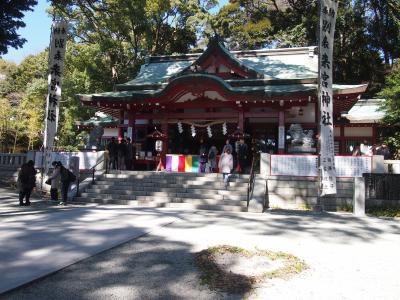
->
<box><xmin>165</xmin><ymin>155</ymin><xmax>172</xmax><ymax>171</ymax></box>
<box><xmin>171</xmin><ymin>155</ymin><xmax>179</xmax><ymax>172</ymax></box>
<box><xmin>166</xmin><ymin>154</ymin><xmax>200</xmax><ymax>173</ymax></box>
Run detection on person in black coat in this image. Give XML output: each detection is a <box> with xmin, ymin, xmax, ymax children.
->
<box><xmin>17</xmin><ymin>160</ymin><xmax>37</xmax><ymax>206</ymax></box>
<box><xmin>106</xmin><ymin>137</ymin><xmax>118</xmax><ymax>170</ymax></box>
<box><xmin>58</xmin><ymin>161</ymin><xmax>75</xmax><ymax>205</ymax></box>
<box><xmin>237</xmin><ymin>138</ymin><xmax>248</xmax><ymax>173</ymax></box>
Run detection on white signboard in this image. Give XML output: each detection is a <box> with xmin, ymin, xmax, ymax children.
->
<box><xmin>335</xmin><ymin>156</ymin><xmax>372</xmax><ymax>177</ymax></box>
<box><xmin>35</xmin><ymin>151</ymin><xmax>104</xmax><ymax>170</ymax></box>
<box><xmin>270</xmin><ymin>155</ymin><xmax>371</xmax><ymax>178</ymax></box>
<box><xmin>271</xmin><ymin>155</ymin><xmax>319</xmax><ymax>177</ymax></box>
<box><xmin>319</xmin><ymin>0</ymin><xmax>339</xmax><ymax>195</ymax></box>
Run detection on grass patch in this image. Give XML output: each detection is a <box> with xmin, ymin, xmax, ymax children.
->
<box><xmin>366</xmin><ymin>207</ymin><xmax>400</xmax><ymax>218</ymax></box>
<box><xmin>195</xmin><ymin>245</ymin><xmax>308</xmax><ymax>295</ymax></box>
<box><xmin>339</xmin><ymin>203</ymin><xmax>353</xmax><ymax>212</ymax></box>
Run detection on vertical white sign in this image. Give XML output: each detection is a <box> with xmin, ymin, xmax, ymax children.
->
<box><xmin>127</xmin><ymin>127</ymin><xmax>133</xmax><ymax>140</ymax></box>
<box><xmin>319</xmin><ymin>0</ymin><xmax>338</xmax><ymax>196</ymax></box>
<box><xmin>278</xmin><ymin>125</ymin><xmax>285</xmax><ymax>150</ymax></box>
<box><xmin>43</xmin><ymin>21</ymin><xmax>67</xmax><ymax>170</ymax></box>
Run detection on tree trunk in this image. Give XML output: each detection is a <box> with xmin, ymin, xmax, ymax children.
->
<box><xmin>12</xmin><ymin>130</ymin><xmax>18</xmax><ymax>153</ymax></box>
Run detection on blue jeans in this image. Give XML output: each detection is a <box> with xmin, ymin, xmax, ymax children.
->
<box><xmin>223</xmin><ymin>173</ymin><xmax>231</xmax><ymax>186</ymax></box>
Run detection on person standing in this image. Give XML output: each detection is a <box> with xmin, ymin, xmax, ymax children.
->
<box><xmin>199</xmin><ymin>139</ymin><xmax>208</xmax><ymax>173</ymax></box>
<box><xmin>352</xmin><ymin>142</ymin><xmax>361</xmax><ymax>156</ymax></box>
<box><xmin>125</xmin><ymin>137</ymin><xmax>135</xmax><ymax>170</ymax></box>
<box><xmin>58</xmin><ymin>162</ymin><xmax>74</xmax><ymax>206</ymax></box>
<box><xmin>218</xmin><ymin>148</ymin><xmax>233</xmax><ymax>188</ymax></box>
<box><xmin>47</xmin><ymin>161</ymin><xmax>61</xmax><ymax>201</ymax></box>
<box><xmin>17</xmin><ymin>160</ymin><xmax>37</xmax><ymax>206</ymax></box>
<box><xmin>208</xmin><ymin>145</ymin><xmax>218</xmax><ymax>173</ymax></box>
<box><xmin>237</xmin><ymin>138</ymin><xmax>248</xmax><ymax>173</ymax></box>
<box><xmin>106</xmin><ymin>137</ymin><xmax>118</xmax><ymax>170</ymax></box>
<box><xmin>222</xmin><ymin>138</ymin><xmax>233</xmax><ymax>154</ymax></box>
<box><xmin>360</xmin><ymin>140</ymin><xmax>372</xmax><ymax>156</ymax></box>
<box><xmin>118</xmin><ymin>139</ymin><xmax>127</xmax><ymax>170</ymax></box>
<box><xmin>376</xmin><ymin>143</ymin><xmax>391</xmax><ymax>160</ymax></box>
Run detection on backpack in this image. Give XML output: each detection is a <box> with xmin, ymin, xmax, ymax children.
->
<box><xmin>68</xmin><ymin>170</ymin><xmax>77</xmax><ymax>182</ymax></box>
<box><xmin>61</xmin><ymin>166</ymin><xmax>76</xmax><ymax>182</ymax></box>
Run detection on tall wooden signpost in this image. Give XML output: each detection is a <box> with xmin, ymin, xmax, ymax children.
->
<box><xmin>318</xmin><ymin>0</ymin><xmax>339</xmax><ymax>196</ymax></box>
<box><xmin>43</xmin><ymin>20</ymin><xmax>67</xmax><ymax>173</ymax></box>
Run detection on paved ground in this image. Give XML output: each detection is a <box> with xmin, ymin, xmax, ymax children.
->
<box><xmin>0</xmin><ymin>186</ymin><xmax>400</xmax><ymax>300</ymax></box>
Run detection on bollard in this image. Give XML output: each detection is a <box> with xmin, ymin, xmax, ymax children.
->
<box><xmin>353</xmin><ymin>177</ymin><xmax>366</xmax><ymax>217</ymax></box>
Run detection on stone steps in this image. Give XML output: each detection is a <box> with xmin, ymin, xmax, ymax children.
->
<box><xmin>75</xmin><ymin>196</ymin><xmax>247</xmax><ymax>212</ymax></box>
<box><xmin>75</xmin><ymin>171</ymin><xmax>250</xmax><ymax>212</ymax></box>
<box><xmin>85</xmin><ymin>188</ymin><xmax>247</xmax><ymax>197</ymax></box>
<box><xmin>81</xmin><ymin>191</ymin><xmax>247</xmax><ymax>201</ymax></box>
<box><xmin>93</xmin><ymin>181</ymin><xmax>248</xmax><ymax>190</ymax></box>
<box><xmin>87</xmin><ymin>184</ymin><xmax>247</xmax><ymax>195</ymax></box>
<box><xmin>100</xmin><ymin>177</ymin><xmax>249</xmax><ymax>184</ymax></box>
<box><xmin>106</xmin><ymin>170</ymin><xmax>250</xmax><ymax>179</ymax></box>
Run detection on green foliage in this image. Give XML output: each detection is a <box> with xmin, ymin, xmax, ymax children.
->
<box><xmin>0</xmin><ymin>0</ymin><xmax>38</xmax><ymax>55</ymax></box>
<box><xmin>0</xmin><ymin>59</ymin><xmax>18</xmax><ymax>95</ymax></box>
<box><xmin>366</xmin><ymin>207</ymin><xmax>400</xmax><ymax>218</ymax></box>
<box><xmin>2</xmin><ymin>0</ymin><xmax>400</xmax><ymax>153</ymax></box>
<box><xmin>0</xmin><ymin>97</ymin><xmax>13</xmax><ymax>152</ymax></box>
<box><xmin>378</xmin><ymin>62</ymin><xmax>400</xmax><ymax>157</ymax></box>
<box><xmin>51</xmin><ymin>0</ymin><xmax>216</xmax><ymax>83</ymax></box>
<box><xmin>212</xmin><ymin>0</ymin><xmax>390</xmax><ymax>94</ymax></box>
<box><xmin>211</xmin><ymin>1</ymin><xmax>272</xmax><ymax>50</ymax></box>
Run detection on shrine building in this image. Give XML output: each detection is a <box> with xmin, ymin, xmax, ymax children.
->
<box><xmin>77</xmin><ymin>37</ymin><xmax>380</xmax><ymax>160</ymax></box>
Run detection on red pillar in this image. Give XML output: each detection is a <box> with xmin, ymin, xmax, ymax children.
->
<box><xmin>118</xmin><ymin>109</ymin><xmax>124</xmax><ymax>141</ymax></box>
<box><xmin>238</xmin><ymin>109</ymin><xmax>244</xmax><ymax>131</ymax></box>
<box><xmin>340</xmin><ymin>124</ymin><xmax>345</xmax><ymax>154</ymax></box>
<box><xmin>278</xmin><ymin>110</ymin><xmax>285</xmax><ymax>154</ymax></box>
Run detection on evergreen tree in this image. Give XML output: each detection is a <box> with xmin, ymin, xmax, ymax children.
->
<box><xmin>0</xmin><ymin>0</ymin><xmax>38</xmax><ymax>55</ymax></box>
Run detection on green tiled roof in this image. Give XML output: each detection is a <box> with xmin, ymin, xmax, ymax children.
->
<box><xmin>344</xmin><ymin>99</ymin><xmax>385</xmax><ymax>123</ymax></box>
<box><xmin>118</xmin><ymin>60</ymin><xmax>193</xmax><ymax>87</ymax></box>
<box><xmin>238</xmin><ymin>54</ymin><xmax>317</xmax><ymax>80</ymax></box>
<box><xmin>78</xmin><ymin>40</ymin><xmax>366</xmax><ymax>103</ymax></box>
<box><xmin>115</xmin><ymin>41</ymin><xmax>318</xmax><ymax>88</ymax></box>
<box><xmin>78</xmin><ymin>73</ymin><xmax>367</xmax><ymax>102</ymax></box>
<box><xmin>76</xmin><ymin>114</ymin><xmax>118</xmax><ymax>126</ymax></box>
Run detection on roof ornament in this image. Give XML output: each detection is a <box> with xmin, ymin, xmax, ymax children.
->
<box><xmin>229</xmin><ymin>127</ymin><xmax>249</xmax><ymax>140</ymax></box>
<box><xmin>147</xmin><ymin>127</ymin><xmax>166</xmax><ymax>139</ymax></box>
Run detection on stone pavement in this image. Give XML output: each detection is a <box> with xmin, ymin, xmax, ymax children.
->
<box><xmin>0</xmin><ymin>187</ymin><xmax>178</xmax><ymax>295</ymax></box>
<box><xmin>0</xmin><ymin>186</ymin><xmax>400</xmax><ymax>299</ymax></box>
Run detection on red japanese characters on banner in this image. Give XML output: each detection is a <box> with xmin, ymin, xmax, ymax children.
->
<box><xmin>43</xmin><ymin>21</ymin><xmax>67</xmax><ymax>170</ymax></box>
<box><xmin>319</xmin><ymin>0</ymin><xmax>339</xmax><ymax>196</ymax></box>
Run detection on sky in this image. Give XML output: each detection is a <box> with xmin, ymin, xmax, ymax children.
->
<box><xmin>2</xmin><ymin>0</ymin><xmax>229</xmax><ymax>65</ymax></box>
<box><xmin>2</xmin><ymin>0</ymin><xmax>52</xmax><ymax>64</ymax></box>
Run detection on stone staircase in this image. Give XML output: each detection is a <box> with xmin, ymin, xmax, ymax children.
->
<box><xmin>75</xmin><ymin>171</ymin><xmax>250</xmax><ymax>212</ymax></box>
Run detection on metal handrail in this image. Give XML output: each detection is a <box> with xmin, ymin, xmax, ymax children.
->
<box><xmin>247</xmin><ymin>156</ymin><xmax>256</xmax><ymax>208</ymax></box>
<box><xmin>91</xmin><ymin>158</ymin><xmax>107</xmax><ymax>183</ymax></box>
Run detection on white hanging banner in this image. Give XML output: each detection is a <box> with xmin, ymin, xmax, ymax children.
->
<box><xmin>43</xmin><ymin>21</ymin><xmax>67</xmax><ymax>170</ymax></box>
<box><xmin>319</xmin><ymin>0</ymin><xmax>338</xmax><ymax>196</ymax></box>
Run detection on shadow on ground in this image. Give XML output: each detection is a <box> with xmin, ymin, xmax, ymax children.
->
<box><xmin>0</xmin><ymin>233</ymin><xmax>240</xmax><ymax>300</ymax></box>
